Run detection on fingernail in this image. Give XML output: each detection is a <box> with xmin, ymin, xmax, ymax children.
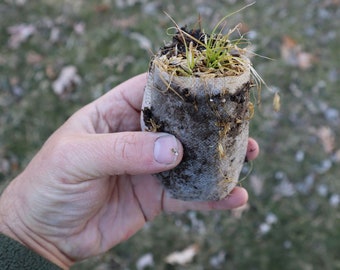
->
<box><xmin>154</xmin><ymin>135</ymin><xmax>180</xmax><ymax>165</ymax></box>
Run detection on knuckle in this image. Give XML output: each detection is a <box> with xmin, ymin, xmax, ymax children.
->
<box><xmin>112</xmin><ymin>133</ymin><xmax>155</xmax><ymax>174</ymax></box>
<box><xmin>46</xmin><ymin>136</ymin><xmax>77</xmax><ymax>169</ymax></box>
<box><xmin>115</xmin><ymin>133</ymin><xmax>138</xmax><ymax>161</ymax></box>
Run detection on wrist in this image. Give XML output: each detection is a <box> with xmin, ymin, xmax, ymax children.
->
<box><xmin>0</xmin><ymin>179</ymin><xmax>73</xmax><ymax>269</ymax></box>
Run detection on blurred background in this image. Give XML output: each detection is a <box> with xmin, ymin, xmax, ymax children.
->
<box><xmin>0</xmin><ymin>0</ymin><xmax>339</xmax><ymax>269</ymax></box>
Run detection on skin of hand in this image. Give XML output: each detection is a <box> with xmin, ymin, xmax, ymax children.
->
<box><xmin>0</xmin><ymin>73</ymin><xmax>259</xmax><ymax>269</ymax></box>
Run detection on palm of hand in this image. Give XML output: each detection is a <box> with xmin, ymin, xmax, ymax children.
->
<box><xmin>2</xmin><ymin>74</ymin><xmax>256</xmax><ymax>266</ymax></box>
<box><xmin>19</xmin><ymin>75</ymin><xmax>165</xmax><ymax>261</ymax></box>
<box><xmin>46</xmin><ymin>174</ymin><xmax>158</xmax><ymax>261</ymax></box>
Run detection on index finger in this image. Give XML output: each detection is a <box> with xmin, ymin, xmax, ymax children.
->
<box><xmin>99</xmin><ymin>73</ymin><xmax>148</xmax><ymax>112</ymax></box>
<box><xmin>88</xmin><ymin>73</ymin><xmax>148</xmax><ymax>133</ymax></box>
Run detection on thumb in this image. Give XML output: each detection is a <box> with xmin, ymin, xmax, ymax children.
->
<box><xmin>52</xmin><ymin>132</ymin><xmax>183</xmax><ymax>179</ymax></box>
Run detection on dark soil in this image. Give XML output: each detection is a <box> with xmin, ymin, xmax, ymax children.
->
<box><xmin>160</xmin><ymin>27</ymin><xmax>208</xmax><ymax>56</ymax></box>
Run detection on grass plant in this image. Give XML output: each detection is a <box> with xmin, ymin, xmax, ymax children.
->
<box><xmin>160</xmin><ymin>2</ymin><xmax>279</xmax><ymax>111</ymax></box>
<box><xmin>161</xmin><ymin>14</ymin><xmax>249</xmax><ymax>78</ymax></box>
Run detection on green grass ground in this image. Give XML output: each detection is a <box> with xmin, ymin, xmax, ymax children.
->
<box><xmin>1</xmin><ymin>1</ymin><xmax>339</xmax><ymax>269</ymax></box>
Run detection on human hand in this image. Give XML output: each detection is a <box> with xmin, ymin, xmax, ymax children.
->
<box><xmin>0</xmin><ymin>73</ymin><xmax>259</xmax><ymax>269</ymax></box>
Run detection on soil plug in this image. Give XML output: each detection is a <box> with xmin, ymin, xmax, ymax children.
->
<box><xmin>141</xmin><ymin>14</ymin><xmax>259</xmax><ymax>201</ymax></box>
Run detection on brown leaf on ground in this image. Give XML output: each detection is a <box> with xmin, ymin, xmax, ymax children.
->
<box><xmin>7</xmin><ymin>24</ymin><xmax>36</xmax><ymax>49</ymax></box>
<box><xmin>165</xmin><ymin>244</ymin><xmax>199</xmax><ymax>265</ymax></box>
<box><xmin>250</xmin><ymin>175</ymin><xmax>264</xmax><ymax>196</ymax></box>
<box><xmin>310</xmin><ymin>126</ymin><xmax>335</xmax><ymax>154</ymax></box>
<box><xmin>45</xmin><ymin>65</ymin><xmax>57</xmax><ymax>80</ymax></box>
<box><xmin>52</xmin><ymin>66</ymin><xmax>81</xmax><ymax>97</ymax></box>
<box><xmin>129</xmin><ymin>32</ymin><xmax>152</xmax><ymax>50</ymax></box>
<box><xmin>322</xmin><ymin>0</ymin><xmax>340</xmax><ymax>7</ymax></box>
<box><xmin>95</xmin><ymin>4</ymin><xmax>110</xmax><ymax>13</ymax></box>
<box><xmin>136</xmin><ymin>253</ymin><xmax>154</xmax><ymax>270</ymax></box>
<box><xmin>112</xmin><ymin>17</ymin><xmax>137</xmax><ymax>29</ymax></box>
<box><xmin>26</xmin><ymin>51</ymin><xmax>43</xmax><ymax>65</ymax></box>
<box><xmin>297</xmin><ymin>51</ymin><xmax>316</xmax><ymax>70</ymax></box>
<box><xmin>280</xmin><ymin>35</ymin><xmax>317</xmax><ymax>70</ymax></box>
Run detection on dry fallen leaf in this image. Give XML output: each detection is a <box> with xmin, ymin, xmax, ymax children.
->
<box><xmin>46</xmin><ymin>65</ymin><xmax>56</xmax><ymax>80</ymax></box>
<box><xmin>165</xmin><ymin>244</ymin><xmax>199</xmax><ymax>265</ymax></box>
<box><xmin>297</xmin><ymin>51</ymin><xmax>315</xmax><ymax>70</ymax></box>
<box><xmin>250</xmin><ymin>174</ymin><xmax>264</xmax><ymax>196</ymax></box>
<box><xmin>7</xmin><ymin>24</ymin><xmax>36</xmax><ymax>49</ymax></box>
<box><xmin>280</xmin><ymin>35</ymin><xmax>316</xmax><ymax>70</ymax></box>
<box><xmin>95</xmin><ymin>4</ymin><xmax>110</xmax><ymax>13</ymax></box>
<box><xmin>26</xmin><ymin>51</ymin><xmax>43</xmax><ymax>65</ymax></box>
<box><xmin>52</xmin><ymin>66</ymin><xmax>81</xmax><ymax>97</ymax></box>
<box><xmin>136</xmin><ymin>253</ymin><xmax>154</xmax><ymax>270</ymax></box>
<box><xmin>112</xmin><ymin>16</ymin><xmax>137</xmax><ymax>29</ymax></box>
<box><xmin>280</xmin><ymin>35</ymin><xmax>298</xmax><ymax>65</ymax></box>
<box><xmin>129</xmin><ymin>32</ymin><xmax>152</xmax><ymax>51</ymax></box>
<box><xmin>310</xmin><ymin>126</ymin><xmax>335</xmax><ymax>154</ymax></box>
<box><xmin>73</xmin><ymin>22</ymin><xmax>85</xmax><ymax>35</ymax></box>
<box><xmin>322</xmin><ymin>0</ymin><xmax>340</xmax><ymax>7</ymax></box>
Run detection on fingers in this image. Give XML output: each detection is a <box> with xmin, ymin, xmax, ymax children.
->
<box><xmin>159</xmin><ymin>138</ymin><xmax>258</xmax><ymax>214</ymax></box>
<box><xmin>93</xmin><ymin>73</ymin><xmax>148</xmax><ymax>132</ymax></box>
<box><xmin>50</xmin><ymin>132</ymin><xmax>183</xmax><ymax>180</ymax></box>
<box><xmin>162</xmin><ymin>187</ymin><xmax>248</xmax><ymax>213</ymax></box>
<box><xmin>114</xmin><ymin>73</ymin><xmax>148</xmax><ymax>111</ymax></box>
<box><xmin>97</xmin><ymin>73</ymin><xmax>147</xmax><ymax>112</ymax></box>
<box><xmin>132</xmin><ymin>177</ymin><xmax>248</xmax><ymax>222</ymax></box>
<box><xmin>246</xmin><ymin>137</ymin><xmax>259</xmax><ymax>161</ymax></box>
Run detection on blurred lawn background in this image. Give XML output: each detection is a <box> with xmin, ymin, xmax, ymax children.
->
<box><xmin>0</xmin><ymin>0</ymin><xmax>339</xmax><ymax>269</ymax></box>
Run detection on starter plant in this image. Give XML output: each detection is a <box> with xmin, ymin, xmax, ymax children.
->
<box><xmin>141</xmin><ymin>5</ymin><xmax>277</xmax><ymax>201</ymax></box>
